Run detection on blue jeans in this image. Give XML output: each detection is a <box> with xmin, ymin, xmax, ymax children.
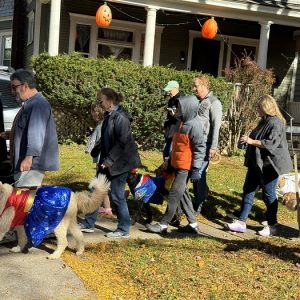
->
<box><xmin>239</xmin><ymin>166</ymin><xmax>279</xmax><ymax>225</ymax></box>
<box><xmin>110</xmin><ymin>171</ymin><xmax>131</xmax><ymax>234</ymax></box>
<box><xmin>193</xmin><ymin>160</ymin><xmax>209</xmax><ymax>212</ymax></box>
<box><xmin>81</xmin><ymin>210</ymin><xmax>98</xmax><ymax>229</ymax></box>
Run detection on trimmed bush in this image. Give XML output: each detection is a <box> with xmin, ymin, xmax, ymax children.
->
<box><xmin>32</xmin><ymin>53</ymin><xmax>232</xmax><ymax>149</ymax></box>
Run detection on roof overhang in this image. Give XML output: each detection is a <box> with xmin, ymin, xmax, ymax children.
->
<box><xmin>108</xmin><ymin>0</ymin><xmax>300</xmax><ymax>27</ymax></box>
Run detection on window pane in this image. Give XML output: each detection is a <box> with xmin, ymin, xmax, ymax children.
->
<box><xmin>75</xmin><ymin>24</ymin><xmax>90</xmax><ymax>53</ymax></box>
<box><xmin>4</xmin><ymin>49</ymin><xmax>11</xmax><ymax>60</ymax></box>
<box><xmin>98</xmin><ymin>28</ymin><xmax>133</xmax><ymax>42</ymax></box>
<box><xmin>4</xmin><ymin>36</ymin><xmax>12</xmax><ymax>49</ymax></box>
<box><xmin>98</xmin><ymin>44</ymin><xmax>132</xmax><ymax>60</ymax></box>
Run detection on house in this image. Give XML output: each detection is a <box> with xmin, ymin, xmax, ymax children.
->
<box><xmin>8</xmin><ymin>0</ymin><xmax>300</xmax><ymax>120</ymax></box>
<box><xmin>0</xmin><ymin>0</ymin><xmax>13</xmax><ymax>67</ymax></box>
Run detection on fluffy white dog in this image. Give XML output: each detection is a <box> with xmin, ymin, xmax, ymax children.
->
<box><xmin>0</xmin><ymin>175</ymin><xmax>110</xmax><ymax>259</ymax></box>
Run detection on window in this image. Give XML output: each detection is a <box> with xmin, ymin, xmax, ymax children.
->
<box><xmin>75</xmin><ymin>24</ymin><xmax>91</xmax><ymax>57</ymax></box>
<box><xmin>97</xmin><ymin>28</ymin><xmax>134</xmax><ymax>60</ymax></box>
<box><xmin>69</xmin><ymin>13</ymin><xmax>163</xmax><ymax>64</ymax></box>
<box><xmin>0</xmin><ymin>34</ymin><xmax>12</xmax><ymax>67</ymax></box>
<box><xmin>27</xmin><ymin>11</ymin><xmax>35</xmax><ymax>45</ymax></box>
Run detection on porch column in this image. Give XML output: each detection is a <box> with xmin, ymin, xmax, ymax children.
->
<box><xmin>257</xmin><ymin>21</ymin><xmax>273</xmax><ymax>69</ymax></box>
<box><xmin>143</xmin><ymin>6</ymin><xmax>158</xmax><ymax>67</ymax></box>
<box><xmin>48</xmin><ymin>0</ymin><xmax>62</xmax><ymax>56</ymax></box>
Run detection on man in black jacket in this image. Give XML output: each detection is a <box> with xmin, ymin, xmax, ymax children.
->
<box><xmin>163</xmin><ymin>81</ymin><xmax>184</xmax><ymax>160</ymax></box>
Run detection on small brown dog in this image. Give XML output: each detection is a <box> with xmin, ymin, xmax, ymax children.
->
<box><xmin>277</xmin><ymin>175</ymin><xmax>299</xmax><ymax>211</ymax></box>
<box><xmin>0</xmin><ymin>175</ymin><xmax>110</xmax><ymax>259</ymax></box>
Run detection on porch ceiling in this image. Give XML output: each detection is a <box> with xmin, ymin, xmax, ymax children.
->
<box><xmin>105</xmin><ymin>0</ymin><xmax>300</xmax><ymax>27</ymax></box>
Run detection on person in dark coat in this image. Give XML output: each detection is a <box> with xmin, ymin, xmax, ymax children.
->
<box><xmin>225</xmin><ymin>95</ymin><xmax>293</xmax><ymax>237</ymax></box>
<box><xmin>97</xmin><ymin>87</ymin><xmax>141</xmax><ymax>238</ymax></box>
<box><xmin>162</xmin><ymin>80</ymin><xmax>184</xmax><ymax>160</ymax></box>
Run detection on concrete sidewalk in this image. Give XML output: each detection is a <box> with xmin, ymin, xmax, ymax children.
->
<box><xmin>1</xmin><ymin>216</ymin><xmax>299</xmax><ymax>300</ymax></box>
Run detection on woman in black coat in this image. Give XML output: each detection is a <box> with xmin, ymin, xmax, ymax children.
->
<box><xmin>97</xmin><ymin>87</ymin><xmax>141</xmax><ymax>238</ymax></box>
<box><xmin>225</xmin><ymin>95</ymin><xmax>292</xmax><ymax>237</ymax></box>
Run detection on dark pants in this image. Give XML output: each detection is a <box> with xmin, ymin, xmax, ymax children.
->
<box><xmin>161</xmin><ymin>169</ymin><xmax>196</xmax><ymax>225</ymax></box>
<box><xmin>239</xmin><ymin>166</ymin><xmax>279</xmax><ymax>226</ymax></box>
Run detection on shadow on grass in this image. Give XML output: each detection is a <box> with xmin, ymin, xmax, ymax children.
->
<box><xmin>223</xmin><ymin>237</ymin><xmax>300</xmax><ymax>265</ymax></box>
<box><xmin>201</xmin><ymin>190</ymin><xmax>267</xmax><ymax>226</ymax></box>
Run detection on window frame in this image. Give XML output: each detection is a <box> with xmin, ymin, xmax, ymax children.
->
<box><xmin>0</xmin><ymin>30</ymin><xmax>12</xmax><ymax>67</ymax></box>
<box><xmin>69</xmin><ymin>13</ymin><xmax>163</xmax><ymax>64</ymax></box>
<box><xmin>27</xmin><ymin>11</ymin><xmax>35</xmax><ymax>46</ymax></box>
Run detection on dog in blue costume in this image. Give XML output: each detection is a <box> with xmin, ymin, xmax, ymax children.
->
<box><xmin>0</xmin><ymin>175</ymin><xmax>110</xmax><ymax>259</ymax></box>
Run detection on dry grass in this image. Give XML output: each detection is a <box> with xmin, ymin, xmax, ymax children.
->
<box><xmin>45</xmin><ymin>145</ymin><xmax>300</xmax><ymax>299</ymax></box>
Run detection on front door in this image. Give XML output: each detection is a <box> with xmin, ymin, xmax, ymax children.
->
<box><xmin>191</xmin><ymin>38</ymin><xmax>220</xmax><ymax>77</ymax></box>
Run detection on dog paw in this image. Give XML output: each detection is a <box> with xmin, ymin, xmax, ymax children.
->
<box><xmin>47</xmin><ymin>253</ymin><xmax>61</xmax><ymax>260</ymax></box>
<box><xmin>76</xmin><ymin>249</ymin><xmax>84</xmax><ymax>256</ymax></box>
<box><xmin>10</xmin><ymin>246</ymin><xmax>22</xmax><ymax>253</ymax></box>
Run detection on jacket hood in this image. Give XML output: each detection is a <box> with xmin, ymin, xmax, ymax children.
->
<box><xmin>116</xmin><ymin>106</ymin><xmax>133</xmax><ymax>122</ymax></box>
<box><xmin>178</xmin><ymin>95</ymin><xmax>199</xmax><ymax>122</ymax></box>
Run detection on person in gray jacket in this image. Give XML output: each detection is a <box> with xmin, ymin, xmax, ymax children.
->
<box><xmin>8</xmin><ymin>69</ymin><xmax>59</xmax><ymax>187</ymax></box>
<box><xmin>146</xmin><ymin>95</ymin><xmax>206</xmax><ymax>234</ymax></box>
<box><xmin>192</xmin><ymin>76</ymin><xmax>222</xmax><ymax>213</ymax></box>
<box><xmin>225</xmin><ymin>95</ymin><xmax>292</xmax><ymax>236</ymax></box>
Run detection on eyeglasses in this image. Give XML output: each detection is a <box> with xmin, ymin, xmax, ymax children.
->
<box><xmin>11</xmin><ymin>83</ymin><xmax>24</xmax><ymax>90</ymax></box>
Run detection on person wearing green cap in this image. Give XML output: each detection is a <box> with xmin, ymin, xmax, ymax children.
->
<box><xmin>163</xmin><ymin>80</ymin><xmax>184</xmax><ymax>160</ymax></box>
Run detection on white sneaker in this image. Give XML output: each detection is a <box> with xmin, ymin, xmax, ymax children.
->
<box><xmin>225</xmin><ymin>220</ymin><xmax>246</xmax><ymax>233</ymax></box>
<box><xmin>258</xmin><ymin>224</ymin><xmax>278</xmax><ymax>237</ymax></box>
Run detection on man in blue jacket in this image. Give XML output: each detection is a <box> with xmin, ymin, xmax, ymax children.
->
<box><xmin>9</xmin><ymin>69</ymin><xmax>59</xmax><ymax>187</ymax></box>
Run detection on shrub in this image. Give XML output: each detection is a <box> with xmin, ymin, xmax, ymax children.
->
<box><xmin>32</xmin><ymin>53</ymin><xmax>233</xmax><ymax>148</ymax></box>
<box><xmin>224</xmin><ymin>55</ymin><xmax>274</xmax><ymax>156</ymax></box>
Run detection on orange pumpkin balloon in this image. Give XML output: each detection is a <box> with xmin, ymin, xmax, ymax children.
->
<box><xmin>201</xmin><ymin>17</ymin><xmax>218</xmax><ymax>39</ymax></box>
<box><xmin>96</xmin><ymin>2</ymin><xmax>112</xmax><ymax>27</ymax></box>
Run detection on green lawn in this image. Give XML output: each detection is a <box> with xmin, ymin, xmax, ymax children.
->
<box><xmin>45</xmin><ymin>145</ymin><xmax>300</xmax><ymax>300</ymax></box>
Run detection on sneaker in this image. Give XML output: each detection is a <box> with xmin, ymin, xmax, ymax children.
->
<box><xmin>177</xmin><ymin>224</ymin><xmax>199</xmax><ymax>234</ymax></box>
<box><xmin>257</xmin><ymin>224</ymin><xmax>278</xmax><ymax>237</ymax></box>
<box><xmin>105</xmin><ymin>230</ymin><xmax>130</xmax><ymax>238</ymax></box>
<box><xmin>98</xmin><ymin>207</ymin><xmax>113</xmax><ymax>216</ymax></box>
<box><xmin>225</xmin><ymin>220</ymin><xmax>246</xmax><ymax>233</ymax></box>
<box><xmin>0</xmin><ymin>230</ymin><xmax>17</xmax><ymax>244</ymax></box>
<box><xmin>78</xmin><ymin>223</ymin><xmax>95</xmax><ymax>233</ymax></box>
<box><xmin>145</xmin><ymin>223</ymin><xmax>167</xmax><ymax>234</ymax></box>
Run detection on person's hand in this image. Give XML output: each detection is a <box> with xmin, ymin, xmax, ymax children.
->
<box><xmin>190</xmin><ymin>168</ymin><xmax>200</xmax><ymax>182</ymax></box>
<box><xmin>240</xmin><ymin>135</ymin><xmax>253</xmax><ymax>145</ymax></box>
<box><xmin>20</xmin><ymin>156</ymin><xmax>33</xmax><ymax>172</ymax></box>
<box><xmin>100</xmin><ymin>162</ymin><xmax>108</xmax><ymax>169</ymax></box>
<box><xmin>0</xmin><ymin>131</ymin><xmax>10</xmax><ymax>140</ymax></box>
<box><xmin>209</xmin><ymin>148</ymin><xmax>216</xmax><ymax>159</ymax></box>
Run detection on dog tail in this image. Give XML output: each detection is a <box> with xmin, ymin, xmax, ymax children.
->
<box><xmin>75</xmin><ymin>174</ymin><xmax>110</xmax><ymax>215</ymax></box>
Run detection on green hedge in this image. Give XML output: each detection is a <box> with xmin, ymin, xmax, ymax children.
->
<box><xmin>32</xmin><ymin>53</ymin><xmax>233</xmax><ymax>149</ymax></box>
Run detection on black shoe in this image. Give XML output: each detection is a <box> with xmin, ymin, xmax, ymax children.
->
<box><xmin>177</xmin><ymin>224</ymin><xmax>199</xmax><ymax>234</ymax></box>
<box><xmin>145</xmin><ymin>223</ymin><xmax>167</xmax><ymax>234</ymax></box>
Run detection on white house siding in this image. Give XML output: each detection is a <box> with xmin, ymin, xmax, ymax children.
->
<box><xmin>0</xmin><ymin>20</ymin><xmax>12</xmax><ymax>31</ymax></box>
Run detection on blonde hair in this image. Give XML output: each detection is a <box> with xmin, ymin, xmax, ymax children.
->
<box><xmin>194</xmin><ymin>75</ymin><xmax>210</xmax><ymax>90</ymax></box>
<box><xmin>258</xmin><ymin>95</ymin><xmax>286</xmax><ymax>125</ymax></box>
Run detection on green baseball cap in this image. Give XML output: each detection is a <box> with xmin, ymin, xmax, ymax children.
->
<box><xmin>164</xmin><ymin>80</ymin><xmax>179</xmax><ymax>92</ymax></box>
